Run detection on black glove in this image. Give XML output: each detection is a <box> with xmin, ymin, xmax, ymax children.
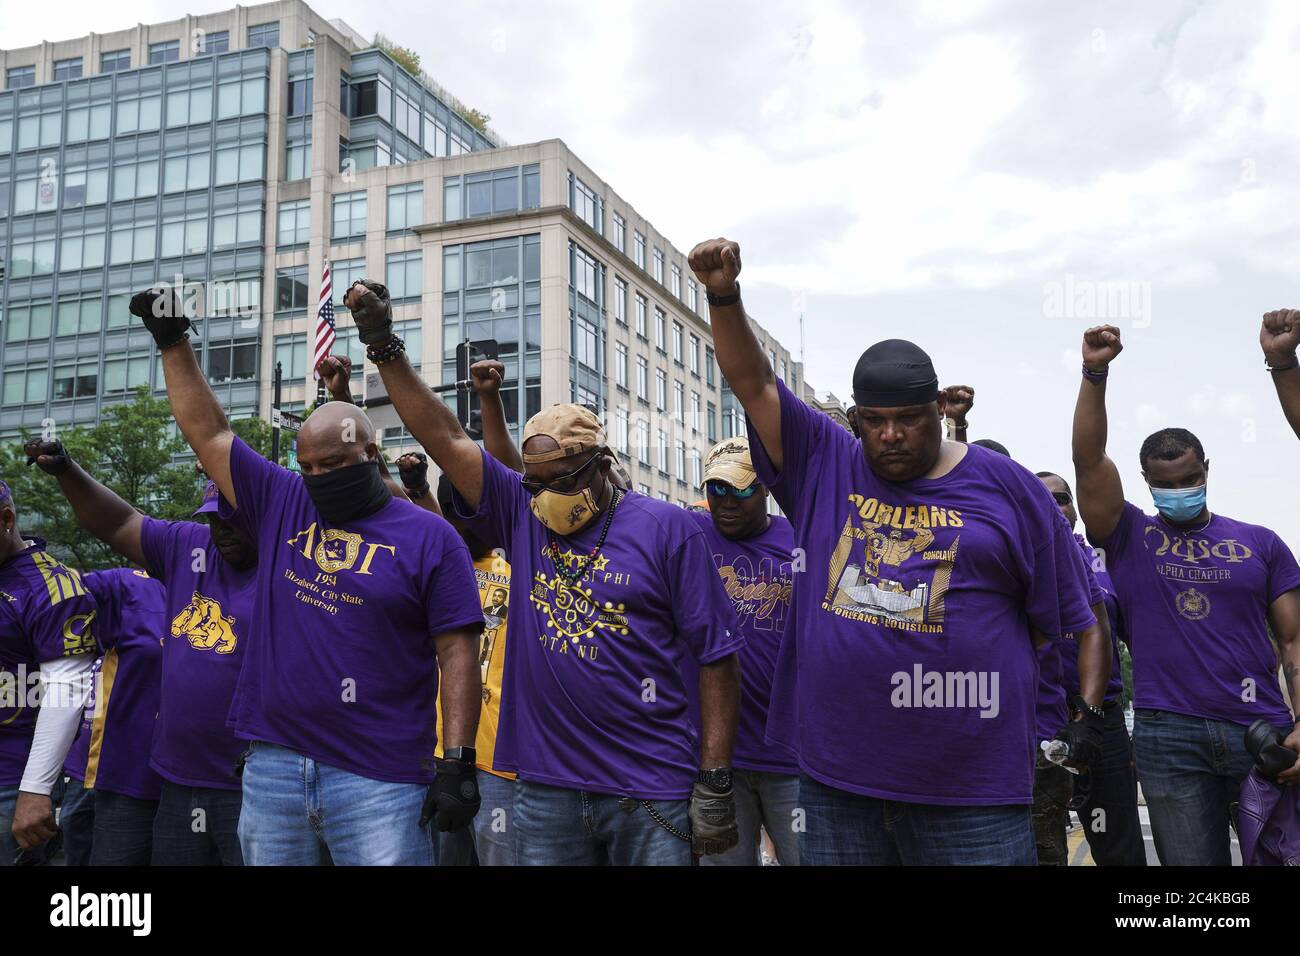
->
<box><xmin>22</xmin><ymin>438</ymin><xmax>71</xmax><ymax>476</ymax></box>
<box><xmin>689</xmin><ymin>779</ymin><xmax>738</xmax><ymax>856</ymax></box>
<box><xmin>397</xmin><ymin>452</ymin><xmax>430</xmax><ymax>497</ymax></box>
<box><xmin>129</xmin><ymin>288</ymin><xmax>192</xmax><ymax>349</ymax></box>
<box><xmin>344</xmin><ymin>279</ymin><xmax>393</xmax><ymax>345</ymax></box>
<box><xmin>419</xmin><ymin>756</ymin><xmax>480</xmax><ymax>832</ymax></box>
<box><xmin>1054</xmin><ymin>706</ymin><xmax>1105</xmax><ymax>771</ymax></box>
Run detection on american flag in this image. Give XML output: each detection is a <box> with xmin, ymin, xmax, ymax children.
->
<box><xmin>312</xmin><ymin>260</ymin><xmax>335</xmax><ymax>378</ymax></box>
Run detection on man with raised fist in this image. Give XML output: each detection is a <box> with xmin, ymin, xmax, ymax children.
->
<box><xmin>344</xmin><ymin>278</ymin><xmax>743</xmax><ymax>866</ymax></box>
<box><xmin>688</xmin><ymin>237</ymin><xmax>1108</xmax><ymax>865</ymax></box>
<box><xmin>25</xmin><ymin>440</ymin><xmax>257</xmax><ymax>865</ymax></box>
<box><xmin>128</xmin><ymin>286</ymin><xmax>485</xmax><ymax>866</ymax></box>
<box><xmin>1260</xmin><ymin>308</ymin><xmax>1300</xmax><ymax>440</ymax></box>
<box><xmin>1072</xmin><ymin>324</ymin><xmax>1300</xmax><ymax>865</ymax></box>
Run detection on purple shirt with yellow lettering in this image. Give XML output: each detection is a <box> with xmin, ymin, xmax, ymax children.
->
<box><xmin>0</xmin><ymin>540</ymin><xmax>98</xmax><ymax>787</ymax></box>
<box><xmin>225</xmin><ymin>438</ymin><xmax>484</xmax><ymax>784</ymax></box>
<box><xmin>1091</xmin><ymin>502</ymin><xmax>1300</xmax><ymax>726</ymax></box>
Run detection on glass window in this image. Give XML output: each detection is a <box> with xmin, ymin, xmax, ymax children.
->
<box><xmin>62</xmin><ymin>165</ymin><xmax>109</xmax><ymax>207</ymax></box>
<box><xmin>213</xmin><ymin>207</ymin><xmax>261</xmax><ymax>249</ymax></box>
<box><xmin>100</xmin><ymin>50</ymin><xmax>130</xmax><ymax>72</ymax></box>
<box><xmin>634</xmin><ymin>293</ymin><xmax>647</xmax><ymax>338</ymax></box>
<box><xmin>274</xmin><ymin>333</ymin><xmax>308</xmax><ymax>380</ymax></box>
<box><xmin>691</xmin><ymin>391</ymin><xmax>701</xmax><ymax>430</ymax></box>
<box><xmin>247</xmin><ymin>22</ymin><xmax>280</xmax><ymax>49</ymax></box>
<box><xmin>208</xmin><ymin>341</ymin><xmax>258</xmax><ymax>384</ymax></box>
<box><xmin>10</xmin><ymin>239</ymin><xmax>56</xmax><ymax>277</ymax></box>
<box><xmin>7</xmin><ymin>66</ymin><xmax>35</xmax><ymax>89</ymax></box>
<box><xmin>674</xmin><ymin>381</ymin><xmax>685</xmax><ymax>422</ymax></box>
<box><xmin>571</xmin><ymin>244</ymin><xmax>601</xmax><ymax>304</ymax></box>
<box><xmin>636</xmin><ymin>355</ymin><xmax>648</xmax><ymax>400</ymax></box>
<box><xmin>688</xmin><ymin>278</ymin><xmax>699</xmax><ymax>314</ymax></box>
<box><xmin>672</xmin><ymin>322</ymin><xmax>683</xmax><ymax>363</ymax></box>
<box><xmin>332</xmin><ymin>191</ymin><xmax>366</xmax><ymax>240</ymax></box>
<box><xmin>57</xmin><ymin>230</ymin><xmax>106</xmax><ymax>272</ymax></box>
<box><xmin>166</xmin><ymin>86</ymin><xmax>213</xmax><ymax>127</ymax></box>
<box><xmin>66</xmin><ymin>103</ymin><xmax>111</xmax><ymax>142</ymax></box>
<box><xmin>613</xmin><ymin>277</ymin><xmax>627</xmax><ymax>325</ymax></box>
<box><xmin>689</xmin><ymin>335</ymin><xmax>700</xmax><ymax>374</ymax></box>
<box><xmin>109</xmin><ymin>224</ymin><xmax>157</xmax><ymax>264</ymax></box>
<box><xmin>614</xmin><ymin>213</ymin><xmax>626</xmax><ymax>253</ymax></box>
<box><xmin>53</xmin><ymin>59</ymin><xmax>83</xmax><ymax>82</ymax></box>
<box><xmin>277</xmin><ymin>199</ymin><xmax>310</xmax><ymax>245</ymax></box>
<box><xmin>116</xmin><ymin>96</ymin><xmax>162</xmax><ymax>134</ymax></box>
<box><xmin>569</xmin><ymin>172</ymin><xmax>602</xmax><ymax>232</ymax></box>
<box><xmin>655</xmin><ymin>309</ymin><xmax>666</xmax><ymax>350</ymax></box>
<box><xmin>655</xmin><ymin>369</ymin><xmax>666</xmax><ymax>410</ymax></box>
<box><xmin>276</xmin><ymin>267</ymin><xmax>309</xmax><ymax>312</ymax></box>
<box><xmin>387</xmin><ymin>250</ymin><xmax>421</xmax><ymax>300</ymax></box>
<box><xmin>149</xmin><ymin>40</ymin><xmax>180</xmax><ymax>65</ymax></box>
<box><xmin>214</xmin><ymin>143</ymin><xmax>264</xmax><ymax>185</ymax></box>
<box><xmin>615</xmin><ymin>341</ymin><xmax>628</xmax><ymax>387</ymax></box>
<box><xmin>387</xmin><ymin>182</ymin><xmax>423</xmax><ymax>231</ymax></box>
<box><xmin>197</xmin><ymin>30</ymin><xmax>229</xmax><ymax>55</ymax></box>
<box><xmin>54</xmin><ymin>359</ymin><xmax>98</xmax><ymax>399</ymax></box>
<box><xmin>634</xmin><ymin>231</ymin><xmax>645</xmax><ymax>270</ymax></box>
<box><xmin>163</xmin><ymin>149</ymin><xmax>211</xmax><ymax>193</ymax></box>
<box><xmin>288</xmin><ymin>78</ymin><xmax>313</xmax><ymax>117</ymax></box>
<box><xmin>708</xmin><ymin>401</ymin><xmax>717</xmax><ymax>442</ymax></box>
<box><xmin>706</xmin><ymin>346</ymin><xmax>715</xmax><ymax>387</ymax></box>
<box><xmin>672</xmin><ymin>264</ymin><xmax>682</xmax><ymax>299</ymax></box>
<box><xmin>160</xmin><ymin>210</ymin><xmax>208</xmax><ymax>258</ymax></box>
<box><xmin>55</xmin><ymin>296</ymin><xmax>102</xmax><ymax>336</ymax></box>
<box><xmin>331</xmin><ymin>258</ymin><xmax>366</xmax><ymax>305</ymax></box>
<box><xmin>285</xmin><ymin>141</ymin><xmax>309</xmax><ymax>181</ymax></box>
<box><xmin>5</xmin><ymin>302</ymin><xmax>53</xmax><ymax>342</ymax></box>
<box><xmin>217</xmin><ymin>77</ymin><xmax>265</xmax><ymax>119</ymax></box>
<box><xmin>653</xmin><ymin>248</ymin><xmax>665</xmax><ymax>285</ymax></box>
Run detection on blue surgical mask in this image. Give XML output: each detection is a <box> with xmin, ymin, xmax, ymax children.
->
<box><xmin>1149</xmin><ymin>484</ymin><xmax>1207</xmax><ymax>523</ymax></box>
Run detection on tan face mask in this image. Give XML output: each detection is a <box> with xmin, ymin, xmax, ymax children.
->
<box><xmin>530</xmin><ymin>487</ymin><xmax>601</xmax><ymax>534</ymax></box>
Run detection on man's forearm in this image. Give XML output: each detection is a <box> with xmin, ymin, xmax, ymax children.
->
<box><xmin>54</xmin><ymin>463</ymin><xmax>146</xmax><ymax>566</ymax></box>
<box><xmin>1075</xmin><ymin>606</ymin><xmax>1112</xmax><ymax>710</ymax></box>
<box><xmin>1071</xmin><ymin>376</ymin><xmax>1110</xmax><ymax>468</ymax></box>
<box><xmin>159</xmin><ymin>342</ymin><xmax>237</xmax><ymax>505</ymax></box>
<box><xmin>698</xmin><ymin>654</ymin><xmax>740</xmax><ymax>767</ymax></box>
<box><xmin>1270</xmin><ymin>367</ymin><xmax>1300</xmax><ymax>441</ymax></box>
<box><xmin>1279</xmin><ymin>632</ymin><xmax>1300</xmax><ymax>716</ymax></box>
<box><xmin>708</xmin><ymin>300</ymin><xmax>775</xmax><ymax>407</ymax></box>
<box><xmin>435</xmin><ymin>629</ymin><xmax>482</xmax><ymax>750</ymax></box>
<box><xmin>479</xmin><ymin>389</ymin><xmax>523</xmax><ymax>473</ymax></box>
<box><xmin>375</xmin><ymin>352</ymin><xmax>484</xmax><ymax>507</ymax></box>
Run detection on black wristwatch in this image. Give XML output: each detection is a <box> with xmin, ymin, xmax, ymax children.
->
<box><xmin>697</xmin><ymin>767</ymin><xmax>733</xmax><ymax>792</ymax></box>
<box><xmin>444</xmin><ymin>746</ymin><xmax>476</xmax><ymax>764</ymax></box>
<box><xmin>1071</xmin><ymin>695</ymin><xmax>1104</xmax><ymax>721</ymax></box>
<box><xmin>705</xmin><ymin>283</ymin><xmax>741</xmax><ymax>308</ymax></box>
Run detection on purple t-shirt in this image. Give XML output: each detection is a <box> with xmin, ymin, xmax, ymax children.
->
<box><xmin>455</xmin><ymin>449</ymin><xmax>744</xmax><ymax>800</ymax></box>
<box><xmin>1057</xmin><ymin>536</ymin><xmax>1126</xmax><ymax>702</ymax></box>
<box><xmin>0</xmin><ymin>540</ymin><xmax>98</xmax><ymax>787</ymax></box>
<box><xmin>688</xmin><ymin>510</ymin><xmax>799</xmax><ymax>775</ymax></box>
<box><xmin>1034</xmin><ymin>538</ymin><xmax>1108</xmax><ymax>740</ymax></box>
<box><xmin>80</xmin><ymin>569</ymin><xmax>165</xmax><ymax>801</ymax></box>
<box><xmin>225</xmin><ymin>437</ymin><xmax>484</xmax><ymax>784</ymax></box>
<box><xmin>1091</xmin><ymin>502</ymin><xmax>1300</xmax><ymax>726</ymax></box>
<box><xmin>749</xmin><ymin>381</ymin><xmax>1096</xmax><ymax>805</ymax></box>
<box><xmin>140</xmin><ymin>517</ymin><xmax>257</xmax><ymax>790</ymax></box>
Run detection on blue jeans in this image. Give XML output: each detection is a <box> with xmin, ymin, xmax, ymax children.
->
<box><xmin>799</xmin><ymin>774</ymin><xmax>1036</xmax><ymax>865</ymax></box>
<box><xmin>58</xmin><ymin>778</ymin><xmax>96</xmax><ymax>867</ymax></box>
<box><xmin>89</xmin><ymin>791</ymin><xmax>158</xmax><ymax>866</ymax></box>
<box><xmin>513</xmin><ymin>779</ymin><xmax>691</xmax><ymax>866</ymax></box>
<box><xmin>700</xmin><ymin>770</ymin><xmax>800</xmax><ymax>866</ymax></box>
<box><xmin>0</xmin><ymin>787</ymin><xmax>17</xmax><ymax>867</ymax></box>
<box><xmin>238</xmin><ymin>741</ymin><xmax>433</xmax><ymax>866</ymax></box>
<box><xmin>435</xmin><ymin>771</ymin><xmax>516</xmax><ymax>866</ymax></box>
<box><xmin>152</xmin><ymin>779</ymin><xmax>244</xmax><ymax>866</ymax></box>
<box><xmin>1073</xmin><ymin>703</ymin><xmax>1145</xmax><ymax>866</ymax></box>
<box><xmin>1133</xmin><ymin>708</ymin><xmax>1279</xmax><ymax>866</ymax></box>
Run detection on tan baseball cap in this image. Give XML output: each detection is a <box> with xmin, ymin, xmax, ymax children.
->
<box><xmin>702</xmin><ymin>436</ymin><xmax>757</xmax><ymax>490</ymax></box>
<box><xmin>522</xmin><ymin>403</ymin><xmax>607</xmax><ymax>463</ymax></box>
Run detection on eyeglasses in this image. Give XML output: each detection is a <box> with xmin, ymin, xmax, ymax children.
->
<box><xmin>706</xmin><ymin>480</ymin><xmax>759</xmax><ymax>500</ymax></box>
<box><xmin>1051</xmin><ymin>492</ymin><xmax>1073</xmax><ymax>506</ymax></box>
<box><xmin>521</xmin><ymin>454</ymin><xmax>601</xmax><ymax>496</ymax></box>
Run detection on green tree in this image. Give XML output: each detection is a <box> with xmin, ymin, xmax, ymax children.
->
<box><xmin>460</xmin><ymin>108</ymin><xmax>491</xmax><ymax>134</ymax></box>
<box><xmin>0</xmin><ymin>386</ymin><xmax>205</xmax><ymax>569</ymax></box>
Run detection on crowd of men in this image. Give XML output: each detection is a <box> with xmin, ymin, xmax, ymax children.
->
<box><xmin>0</xmin><ymin>243</ymin><xmax>1297</xmax><ymax>866</ymax></box>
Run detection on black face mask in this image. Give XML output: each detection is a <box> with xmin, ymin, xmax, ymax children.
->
<box><xmin>302</xmin><ymin>459</ymin><xmax>391</xmax><ymax>525</ymax></box>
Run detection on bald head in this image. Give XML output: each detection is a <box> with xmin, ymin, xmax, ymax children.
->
<box><xmin>297</xmin><ymin>402</ymin><xmax>378</xmax><ymax>476</ymax></box>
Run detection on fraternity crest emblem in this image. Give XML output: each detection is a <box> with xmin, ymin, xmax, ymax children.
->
<box><xmin>1175</xmin><ymin>587</ymin><xmax>1211</xmax><ymax>621</ymax></box>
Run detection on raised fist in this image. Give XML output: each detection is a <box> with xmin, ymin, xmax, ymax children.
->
<box><xmin>1260</xmin><ymin>309</ymin><xmax>1300</xmax><ymax>364</ymax></box>
<box><xmin>1082</xmin><ymin>325</ymin><xmax>1123</xmax><ymax>369</ymax></box>
<box><xmin>687</xmin><ymin>238</ymin><xmax>742</xmax><ymax>296</ymax></box>
<box><xmin>317</xmin><ymin>354</ymin><xmax>353</xmax><ymax>399</ymax></box>
<box><xmin>129</xmin><ymin>288</ymin><xmax>192</xmax><ymax>349</ymax></box>
<box><xmin>470</xmin><ymin>359</ymin><xmax>505</xmax><ymax>395</ymax></box>
<box><xmin>941</xmin><ymin>385</ymin><xmax>974</xmax><ymax>425</ymax></box>
<box><xmin>343</xmin><ymin>280</ymin><xmax>393</xmax><ymax>345</ymax></box>
<box><xmin>396</xmin><ymin>452</ymin><xmax>430</xmax><ymax>496</ymax></box>
<box><xmin>23</xmin><ymin>438</ymin><xmax>71</xmax><ymax>476</ymax></box>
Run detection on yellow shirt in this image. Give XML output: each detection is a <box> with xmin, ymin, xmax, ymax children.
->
<box><xmin>436</xmin><ymin>552</ymin><xmax>514</xmax><ymax>779</ymax></box>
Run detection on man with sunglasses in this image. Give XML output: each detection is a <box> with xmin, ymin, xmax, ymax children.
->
<box><xmin>1036</xmin><ymin>472</ymin><xmax>1146</xmax><ymax>866</ymax></box>
<box><xmin>690</xmin><ymin>237</ymin><xmax>1109</xmax><ymax>865</ymax></box>
<box><xmin>691</xmin><ymin>438</ymin><xmax>800</xmax><ymax>866</ymax></box>
<box><xmin>345</xmin><ymin>279</ymin><xmax>744</xmax><ymax>866</ymax></box>
<box><xmin>1072</xmin><ymin>324</ymin><xmax>1300</xmax><ymax>865</ymax></box>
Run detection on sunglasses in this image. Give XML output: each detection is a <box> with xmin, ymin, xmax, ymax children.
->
<box><xmin>1051</xmin><ymin>492</ymin><xmax>1073</xmax><ymax>506</ymax></box>
<box><xmin>521</xmin><ymin>454</ymin><xmax>602</xmax><ymax>496</ymax></box>
<box><xmin>706</xmin><ymin>480</ymin><xmax>759</xmax><ymax>500</ymax></box>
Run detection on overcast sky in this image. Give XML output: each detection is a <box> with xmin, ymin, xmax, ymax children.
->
<box><xmin>11</xmin><ymin>0</ymin><xmax>1300</xmax><ymax>546</ymax></box>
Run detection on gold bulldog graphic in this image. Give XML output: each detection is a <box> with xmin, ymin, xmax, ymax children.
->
<box><xmin>171</xmin><ymin>592</ymin><xmax>238</xmax><ymax>654</ymax></box>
